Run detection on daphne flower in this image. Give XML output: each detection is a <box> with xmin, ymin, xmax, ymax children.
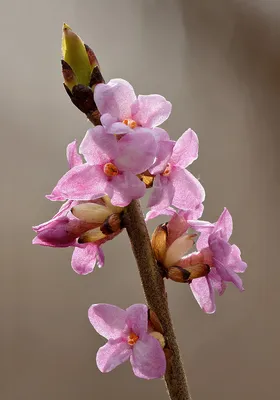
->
<box><xmin>179</xmin><ymin>208</ymin><xmax>247</xmax><ymax>313</ymax></box>
<box><xmin>49</xmin><ymin>126</ymin><xmax>156</xmax><ymax>207</ymax></box>
<box><xmin>88</xmin><ymin>303</ymin><xmax>166</xmax><ymax>379</ymax></box>
<box><xmin>147</xmin><ymin>128</ymin><xmax>205</xmax><ymax>212</ymax></box>
<box><xmin>94</xmin><ymin>79</ymin><xmax>172</xmax><ymax>134</ymax></box>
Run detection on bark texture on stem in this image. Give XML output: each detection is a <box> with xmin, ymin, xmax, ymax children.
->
<box><xmin>124</xmin><ymin>200</ymin><xmax>191</xmax><ymax>400</ymax></box>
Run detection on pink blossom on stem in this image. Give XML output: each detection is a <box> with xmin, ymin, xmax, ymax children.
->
<box><xmin>94</xmin><ymin>79</ymin><xmax>172</xmax><ymax>134</ymax></box>
<box><xmin>147</xmin><ymin>128</ymin><xmax>205</xmax><ymax>212</ymax></box>
<box><xmin>49</xmin><ymin>126</ymin><xmax>156</xmax><ymax>207</ymax></box>
<box><xmin>180</xmin><ymin>208</ymin><xmax>247</xmax><ymax>313</ymax></box>
<box><xmin>88</xmin><ymin>303</ymin><xmax>166</xmax><ymax>379</ymax></box>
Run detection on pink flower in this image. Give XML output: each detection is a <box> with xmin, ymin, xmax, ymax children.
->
<box><xmin>88</xmin><ymin>303</ymin><xmax>166</xmax><ymax>379</ymax></box>
<box><xmin>49</xmin><ymin>126</ymin><xmax>156</xmax><ymax>207</ymax></box>
<box><xmin>94</xmin><ymin>79</ymin><xmax>172</xmax><ymax>134</ymax></box>
<box><xmin>180</xmin><ymin>208</ymin><xmax>247</xmax><ymax>313</ymax></box>
<box><xmin>147</xmin><ymin>128</ymin><xmax>205</xmax><ymax>212</ymax></box>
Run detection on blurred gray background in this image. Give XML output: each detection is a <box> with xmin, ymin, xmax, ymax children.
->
<box><xmin>1</xmin><ymin>0</ymin><xmax>279</xmax><ymax>399</ymax></box>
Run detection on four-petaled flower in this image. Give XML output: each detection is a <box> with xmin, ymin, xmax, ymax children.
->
<box><xmin>88</xmin><ymin>303</ymin><xmax>166</xmax><ymax>379</ymax></box>
<box><xmin>94</xmin><ymin>78</ymin><xmax>172</xmax><ymax>135</ymax></box>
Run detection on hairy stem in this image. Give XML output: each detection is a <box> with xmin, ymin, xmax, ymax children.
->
<box><xmin>123</xmin><ymin>200</ymin><xmax>191</xmax><ymax>400</ymax></box>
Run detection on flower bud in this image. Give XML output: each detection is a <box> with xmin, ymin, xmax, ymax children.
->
<box><xmin>164</xmin><ymin>234</ymin><xmax>194</xmax><ymax>268</ymax></box>
<box><xmin>149</xmin><ymin>331</ymin><xmax>165</xmax><ymax>349</ymax></box>
<box><xmin>61</xmin><ymin>23</ymin><xmax>104</xmax><ymax>124</ymax></box>
<box><xmin>78</xmin><ymin>227</ymin><xmax>106</xmax><ymax>243</ymax></box>
<box><xmin>71</xmin><ymin>203</ymin><xmax>111</xmax><ymax>224</ymax></box>
<box><xmin>151</xmin><ymin>224</ymin><xmax>168</xmax><ymax>264</ymax></box>
<box><xmin>148</xmin><ymin>309</ymin><xmax>164</xmax><ymax>334</ymax></box>
<box><xmin>100</xmin><ymin>212</ymin><xmax>124</xmax><ymax>235</ymax></box>
<box><xmin>184</xmin><ymin>263</ymin><xmax>210</xmax><ymax>280</ymax></box>
<box><xmin>167</xmin><ymin>266</ymin><xmax>191</xmax><ymax>283</ymax></box>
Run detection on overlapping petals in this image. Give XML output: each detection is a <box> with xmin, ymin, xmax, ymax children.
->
<box><xmin>88</xmin><ymin>303</ymin><xmax>166</xmax><ymax>379</ymax></box>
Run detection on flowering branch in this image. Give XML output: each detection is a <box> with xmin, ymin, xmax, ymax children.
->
<box><xmin>124</xmin><ymin>200</ymin><xmax>191</xmax><ymax>399</ymax></box>
<box><xmin>32</xmin><ymin>24</ymin><xmax>247</xmax><ymax>400</ymax></box>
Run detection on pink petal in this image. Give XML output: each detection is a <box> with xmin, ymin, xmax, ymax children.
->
<box><xmin>131</xmin><ymin>94</ymin><xmax>172</xmax><ymax>128</ymax></box>
<box><xmin>88</xmin><ymin>304</ymin><xmax>127</xmax><ymax>340</ymax></box>
<box><xmin>71</xmin><ymin>244</ymin><xmax>102</xmax><ymax>275</ymax></box>
<box><xmin>66</xmin><ymin>140</ymin><xmax>83</xmax><ymax>169</ymax></box>
<box><xmin>167</xmin><ymin>210</ymin><xmax>191</xmax><ymax>245</ymax></box>
<box><xmin>94</xmin><ymin>79</ymin><xmax>136</xmax><ymax>121</ymax></box>
<box><xmin>214</xmin><ymin>208</ymin><xmax>233</xmax><ymax>241</ymax></box>
<box><xmin>171</xmin><ymin>167</ymin><xmax>205</xmax><ymax>211</ymax></box>
<box><xmin>131</xmin><ymin>334</ymin><xmax>166</xmax><ymax>379</ymax></box>
<box><xmin>149</xmin><ymin>140</ymin><xmax>175</xmax><ymax>175</ymax></box>
<box><xmin>187</xmin><ymin>220</ymin><xmax>214</xmax><ymax>251</ymax></box>
<box><xmin>152</xmin><ymin>127</ymin><xmax>170</xmax><ymax>142</ymax></box>
<box><xmin>80</xmin><ymin>126</ymin><xmax>118</xmax><ymax>165</ymax></box>
<box><xmin>145</xmin><ymin>207</ymin><xmax>175</xmax><ymax>221</ymax></box>
<box><xmin>108</xmin><ymin>172</ymin><xmax>146</xmax><ymax>207</ymax></box>
<box><xmin>228</xmin><ymin>245</ymin><xmax>247</xmax><ymax>273</ymax></box>
<box><xmin>170</xmin><ymin>129</ymin><xmax>199</xmax><ymax>168</ymax></box>
<box><xmin>51</xmin><ymin>164</ymin><xmax>107</xmax><ymax>201</ymax></box>
<box><xmin>208</xmin><ymin>268</ymin><xmax>226</xmax><ymax>296</ymax></box>
<box><xmin>147</xmin><ymin>175</ymin><xmax>175</xmax><ymax>210</ymax></box>
<box><xmin>96</xmin><ymin>338</ymin><xmax>131</xmax><ymax>373</ymax></box>
<box><xmin>32</xmin><ymin>201</ymin><xmax>73</xmax><ymax>232</ymax></box>
<box><xmin>115</xmin><ymin>130</ymin><xmax>156</xmax><ymax>174</ymax></box>
<box><xmin>214</xmin><ymin>259</ymin><xmax>244</xmax><ymax>291</ymax></box>
<box><xmin>190</xmin><ymin>276</ymin><xmax>216</xmax><ymax>314</ymax></box>
<box><xmin>125</xmin><ymin>304</ymin><xmax>148</xmax><ymax>338</ymax></box>
<box><xmin>32</xmin><ymin>216</ymin><xmax>77</xmax><ymax>248</ymax></box>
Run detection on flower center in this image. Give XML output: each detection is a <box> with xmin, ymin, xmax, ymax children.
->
<box><xmin>103</xmin><ymin>163</ymin><xmax>119</xmax><ymax>177</ymax></box>
<box><xmin>123</xmin><ymin>118</ymin><xmax>137</xmax><ymax>129</ymax></box>
<box><xmin>127</xmin><ymin>332</ymin><xmax>139</xmax><ymax>346</ymax></box>
<box><xmin>162</xmin><ymin>163</ymin><xmax>171</xmax><ymax>176</ymax></box>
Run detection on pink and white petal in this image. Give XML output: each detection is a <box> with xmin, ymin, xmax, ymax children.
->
<box><xmin>109</xmin><ymin>122</ymin><xmax>133</xmax><ymax>135</ymax></box>
<box><xmin>115</xmin><ymin>131</ymin><xmax>156</xmax><ymax>174</ymax></box>
<box><xmin>94</xmin><ymin>79</ymin><xmax>136</xmax><ymax>121</ymax></box>
<box><xmin>145</xmin><ymin>207</ymin><xmax>175</xmax><ymax>221</ymax></box>
<box><xmin>108</xmin><ymin>173</ymin><xmax>146</xmax><ymax>207</ymax></box>
<box><xmin>100</xmin><ymin>113</ymin><xmax>119</xmax><ymax>133</ymax></box>
<box><xmin>131</xmin><ymin>334</ymin><xmax>166</xmax><ymax>379</ymax></box>
<box><xmin>214</xmin><ymin>208</ymin><xmax>233</xmax><ymax>241</ymax></box>
<box><xmin>149</xmin><ymin>140</ymin><xmax>175</xmax><ymax>175</ymax></box>
<box><xmin>171</xmin><ymin>167</ymin><xmax>205</xmax><ymax>211</ymax></box>
<box><xmin>190</xmin><ymin>276</ymin><xmax>216</xmax><ymax>314</ymax></box>
<box><xmin>96</xmin><ymin>338</ymin><xmax>131</xmax><ymax>373</ymax></box>
<box><xmin>131</xmin><ymin>94</ymin><xmax>172</xmax><ymax>128</ymax></box>
<box><xmin>187</xmin><ymin>220</ymin><xmax>214</xmax><ymax>251</ymax></box>
<box><xmin>52</xmin><ymin>164</ymin><xmax>107</xmax><ymax>201</ymax></box>
<box><xmin>147</xmin><ymin>175</ymin><xmax>175</xmax><ymax>210</ymax></box>
<box><xmin>32</xmin><ymin>217</ymin><xmax>77</xmax><ymax>248</ymax></box>
<box><xmin>170</xmin><ymin>129</ymin><xmax>199</xmax><ymax>168</ymax></box>
<box><xmin>67</xmin><ymin>140</ymin><xmax>83</xmax><ymax>169</ymax></box>
<box><xmin>208</xmin><ymin>268</ymin><xmax>226</xmax><ymax>296</ymax></box>
<box><xmin>227</xmin><ymin>244</ymin><xmax>247</xmax><ymax>273</ymax></box>
<box><xmin>88</xmin><ymin>304</ymin><xmax>127</xmax><ymax>340</ymax></box>
<box><xmin>152</xmin><ymin>127</ymin><xmax>170</xmax><ymax>142</ymax></box>
<box><xmin>80</xmin><ymin>126</ymin><xmax>118</xmax><ymax>165</ymax></box>
<box><xmin>209</xmin><ymin>236</ymin><xmax>232</xmax><ymax>263</ymax></box>
<box><xmin>125</xmin><ymin>304</ymin><xmax>148</xmax><ymax>338</ymax></box>
<box><xmin>71</xmin><ymin>244</ymin><xmax>100</xmax><ymax>275</ymax></box>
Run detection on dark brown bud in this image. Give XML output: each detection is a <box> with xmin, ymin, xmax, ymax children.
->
<box><xmin>167</xmin><ymin>266</ymin><xmax>191</xmax><ymax>283</ymax></box>
<box><xmin>100</xmin><ymin>212</ymin><xmax>124</xmax><ymax>235</ymax></box>
<box><xmin>89</xmin><ymin>65</ymin><xmax>105</xmax><ymax>88</ymax></box>
<box><xmin>151</xmin><ymin>224</ymin><xmax>168</xmax><ymax>264</ymax></box>
<box><xmin>70</xmin><ymin>84</ymin><xmax>97</xmax><ymax>114</ymax></box>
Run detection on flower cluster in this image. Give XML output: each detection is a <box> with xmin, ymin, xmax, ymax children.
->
<box><xmin>33</xmin><ymin>73</ymin><xmax>247</xmax><ymax>378</ymax></box>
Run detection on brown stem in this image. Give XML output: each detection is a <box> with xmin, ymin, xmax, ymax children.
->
<box><xmin>123</xmin><ymin>200</ymin><xmax>191</xmax><ymax>400</ymax></box>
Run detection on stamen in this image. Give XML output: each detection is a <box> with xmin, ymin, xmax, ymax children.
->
<box><xmin>127</xmin><ymin>332</ymin><xmax>139</xmax><ymax>346</ymax></box>
<box><xmin>123</xmin><ymin>118</ymin><xmax>137</xmax><ymax>129</ymax></box>
<box><xmin>103</xmin><ymin>163</ymin><xmax>119</xmax><ymax>177</ymax></box>
<box><xmin>162</xmin><ymin>163</ymin><xmax>171</xmax><ymax>176</ymax></box>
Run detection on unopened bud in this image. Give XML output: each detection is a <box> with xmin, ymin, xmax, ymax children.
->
<box><xmin>78</xmin><ymin>227</ymin><xmax>106</xmax><ymax>243</ymax></box>
<box><xmin>164</xmin><ymin>234</ymin><xmax>194</xmax><ymax>268</ymax></box>
<box><xmin>167</xmin><ymin>266</ymin><xmax>191</xmax><ymax>283</ymax></box>
<box><xmin>71</xmin><ymin>203</ymin><xmax>111</xmax><ymax>224</ymax></box>
<box><xmin>149</xmin><ymin>331</ymin><xmax>166</xmax><ymax>349</ymax></box>
<box><xmin>100</xmin><ymin>213</ymin><xmax>123</xmax><ymax>235</ymax></box>
<box><xmin>151</xmin><ymin>224</ymin><xmax>168</xmax><ymax>264</ymax></box>
<box><xmin>148</xmin><ymin>309</ymin><xmax>164</xmax><ymax>334</ymax></box>
<box><xmin>185</xmin><ymin>263</ymin><xmax>210</xmax><ymax>280</ymax></box>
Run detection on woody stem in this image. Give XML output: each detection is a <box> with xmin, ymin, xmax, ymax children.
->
<box><xmin>123</xmin><ymin>200</ymin><xmax>191</xmax><ymax>400</ymax></box>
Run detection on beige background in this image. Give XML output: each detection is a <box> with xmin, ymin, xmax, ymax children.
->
<box><xmin>1</xmin><ymin>0</ymin><xmax>279</xmax><ymax>399</ymax></box>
